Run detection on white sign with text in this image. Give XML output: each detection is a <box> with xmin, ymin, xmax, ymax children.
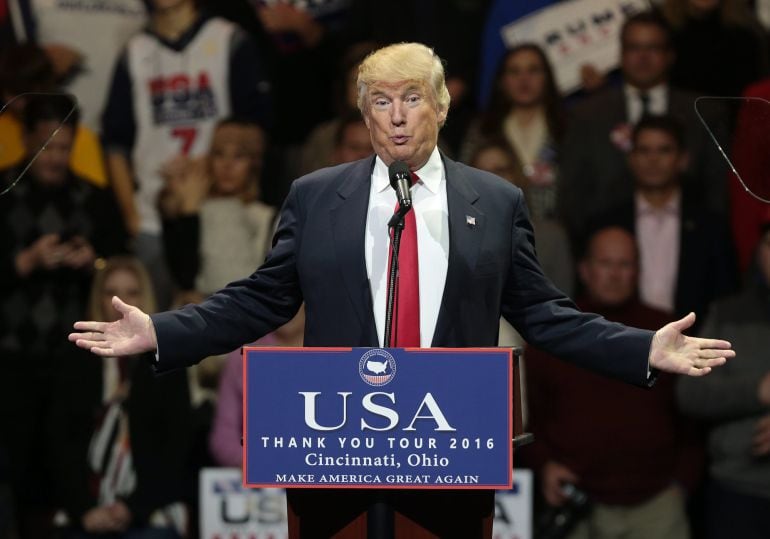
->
<box><xmin>200</xmin><ymin>468</ymin><xmax>533</xmax><ymax>539</ymax></box>
<box><xmin>501</xmin><ymin>0</ymin><xmax>651</xmax><ymax>93</ymax></box>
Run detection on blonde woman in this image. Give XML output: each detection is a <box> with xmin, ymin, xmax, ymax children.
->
<box><xmin>50</xmin><ymin>256</ymin><xmax>191</xmax><ymax>538</ymax></box>
<box><xmin>160</xmin><ymin>118</ymin><xmax>276</xmax><ymax>298</ymax></box>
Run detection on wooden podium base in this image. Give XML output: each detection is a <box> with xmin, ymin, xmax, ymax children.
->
<box><xmin>287</xmin><ymin>489</ymin><xmax>494</xmax><ymax>538</ymax></box>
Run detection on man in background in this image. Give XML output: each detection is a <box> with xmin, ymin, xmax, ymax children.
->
<box><xmin>0</xmin><ymin>96</ymin><xmax>126</xmax><ymax>538</ymax></box>
<box><xmin>523</xmin><ymin>226</ymin><xmax>702</xmax><ymax>539</ymax></box>
<box><xmin>559</xmin><ymin>11</ymin><xmax>727</xmax><ymax>241</ymax></box>
<box><xmin>594</xmin><ymin>114</ymin><xmax>737</xmax><ymax>329</ymax></box>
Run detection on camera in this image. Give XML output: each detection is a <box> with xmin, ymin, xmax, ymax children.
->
<box><xmin>535</xmin><ymin>483</ymin><xmax>591</xmax><ymax>539</ymax></box>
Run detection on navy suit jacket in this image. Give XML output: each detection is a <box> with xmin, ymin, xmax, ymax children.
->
<box><xmin>152</xmin><ymin>154</ymin><xmax>654</xmax><ymax>385</ymax></box>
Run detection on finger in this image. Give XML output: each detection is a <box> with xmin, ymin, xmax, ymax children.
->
<box><xmin>670</xmin><ymin>312</ymin><xmax>696</xmax><ymax>332</ymax></box>
<box><xmin>752</xmin><ymin>428</ymin><xmax>770</xmax><ymax>444</ymax></box>
<box><xmin>76</xmin><ymin>341</ymin><xmax>115</xmax><ymax>356</ymax></box>
<box><xmin>693</xmin><ymin>337</ymin><xmax>733</xmax><ymax>350</ymax></box>
<box><xmin>694</xmin><ymin>357</ymin><xmax>728</xmax><ymax>370</ymax></box>
<box><xmin>686</xmin><ymin>366</ymin><xmax>712</xmax><ymax>377</ymax></box>
<box><xmin>112</xmin><ymin>296</ymin><xmax>132</xmax><ymax>314</ymax></box>
<box><xmin>698</xmin><ymin>349</ymin><xmax>734</xmax><ymax>359</ymax></box>
<box><xmin>41</xmin><ymin>233</ymin><xmax>60</xmax><ymax>245</ymax></box>
<box><xmin>544</xmin><ymin>487</ymin><xmax>565</xmax><ymax>506</ymax></box>
<box><xmin>751</xmin><ymin>432</ymin><xmax>770</xmax><ymax>454</ymax></box>
<box><xmin>73</xmin><ymin>320</ymin><xmax>108</xmax><ymax>332</ymax></box>
<box><xmin>559</xmin><ymin>469</ymin><xmax>579</xmax><ymax>483</ymax></box>
<box><xmin>68</xmin><ymin>332</ymin><xmax>105</xmax><ymax>343</ymax></box>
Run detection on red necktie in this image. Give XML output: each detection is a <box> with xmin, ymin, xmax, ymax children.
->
<box><xmin>388</xmin><ymin>173</ymin><xmax>420</xmax><ymax>347</ymax></box>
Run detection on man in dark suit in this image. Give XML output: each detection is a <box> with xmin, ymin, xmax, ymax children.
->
<box><xmin>559</xmin><ymin>11</ymin><xmax>728</xmax><ymax>241</ymax></box>
<box><xmin>71</xmin><ymin>43</ymin><xmax>733</xmax><ymax>538</ymax></box>
<box><xmin>593</xmin><ymin>114</ymin><xmax>737</xmax><ymax>330</ymax></box>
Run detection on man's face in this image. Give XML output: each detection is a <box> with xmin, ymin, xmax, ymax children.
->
<box><xmin>621</xmin><ymin>23</ymin><xmax>673</xmax><ymax>89</ymax></box>
<box><xmin>362</xmin><ymin>80</ymin><xmax>446</xmax><ymax>170</ymax></box>
<box><xmin>629</xmin><ymin>128</ymin><xmax>686</xmax><ymax>190</ymax></box>
<box><xmin>26</xmin><ymin>122</ymin><xmax>74</xmax><ymax>185</ymax></box>
<box><xmin>334</xmin><ymin>121</ymin><xmax>373</xmax><ymax>164</ymax></box>
<box><xmin>579</xmin><ymin>228</ymin><xmax>638</xmax><ymax>306</ymax></box>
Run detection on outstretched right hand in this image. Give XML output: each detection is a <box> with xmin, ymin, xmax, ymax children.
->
<box><xmin>69</xmin><ymin>296</ymin><xmax>157</xmax><ymax>357</ymax></box>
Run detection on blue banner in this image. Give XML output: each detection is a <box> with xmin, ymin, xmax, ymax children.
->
<box><xmin>244</xmin><ymin>347</ymin><xmax>512</xmax><ymax>489</ymax></box>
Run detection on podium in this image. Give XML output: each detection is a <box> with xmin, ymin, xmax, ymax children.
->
<box><xmin>243</xmin><ymin>347</ymin><xmax>531</xmax><ymax>539</ymax></box>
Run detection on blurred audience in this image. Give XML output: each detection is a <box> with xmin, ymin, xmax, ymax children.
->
<box><xmin>662</xmin><ymin>0</ymin><xmax>767</xmax><ymax>98</ymax></box>
<box><xmin>299</xmin><ymin>41</ymin><xmax>377</xmax><ymax>175</ymax></box>
<box><xmin>7</xmin><ymin>0</ymin><xmax>148</xmax><ymax>131</ymax></box>
<box><xmin>593</xmin><ymin>115</ymin><xmax>737</xmax><ymax>327</ymax></box>
<box><xmin>159</xmin><ymin>118</ymin><xmax>275</xmax><ymax>298</ymax></box>
<box><xmin>331</xmin><ymin>111</ymin><xmax>373</xmax><ymax>165</ymax></box>
<box><xmin>49</xmin><ymin>256</ymin><xmax>191</xmax><ymax>538</ymax></box>
<box><xmin>462</xmin><ymin>44</ymin><xmax>564</xmax><ymax>221</ymax></box>
<box><xmin>0</xmin><ymin>44</ymin><xmax>108</xmax><ymax>187</ymax></box>
<box><xmin>209</xmin><ymin>307</ymin><xmax>305</xmax><ymax>468</ymax></box>
<box><xmin>677</xmin><ymin>221</ymin><xmax>770</xmax><ymax>539</ymax></box>
<box><xmin>102</xmin><ymin>0</ymin><xmax>271</xmax><ymax>306</ymax></box>
<box><xmin>559</xmin><ymin>11</ymin><xmax>729</xmax><ymax>241</ymax></box>
<box><xmin>0</xmin><ymin>97</ymin><xmax>126</xmax><ymax>539</ymax></box>
<box><xmin>523</xmin><ymin>226</ymin><xmax>702</xmax><ymax>539</ymax></box>
<box><xmin>206</xmin><ymin>0</ymin><xmax>348</xmax><ymax>149</ymax></box>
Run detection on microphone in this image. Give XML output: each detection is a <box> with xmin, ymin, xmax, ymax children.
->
<box><xmin>388</xmin><ymin>161</ymin><xmax>412</xmax><ymax>211</ymax></box>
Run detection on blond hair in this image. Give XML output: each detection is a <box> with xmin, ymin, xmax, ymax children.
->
<box><xmin>87</xmin><ymin>256</ymin><xmax>157</xmax><ymax>321</ymax></box>
<box><xmin>357</xmin><ymin>42</ymin><xmax>450</xmax><ymax>123</ymax></box>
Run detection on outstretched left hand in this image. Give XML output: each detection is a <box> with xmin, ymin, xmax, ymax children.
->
<box><xmin>649</xmin><ymin>312</ymin><xmax>735</xmax><ymax>376</ymax></box>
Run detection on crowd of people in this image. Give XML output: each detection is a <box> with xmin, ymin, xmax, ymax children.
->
<box><xmin>0</xmin><ymin>0</ymin><xmax>769</xmax><ymax>538</ymax></box>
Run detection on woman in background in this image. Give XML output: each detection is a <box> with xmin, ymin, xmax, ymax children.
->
<box><xmin>461</xmin><ymin>43</ymin><xmax>565</xmax><ymax>221</ymax></box>
<box><xmin>49</xmin><ymin>256</ymin><xmax>191</xmax><ymax>538</ymax></box>
<box><xmin>160</xmin><ymin>118</ymin><xmax>276</xmax><ymax>300</ymax></box>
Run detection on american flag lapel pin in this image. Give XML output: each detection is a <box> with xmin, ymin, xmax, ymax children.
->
<box><xmin>466</xmin><ymin>215</ymin><xmax>476</xmax><ymax>227</ymax></box>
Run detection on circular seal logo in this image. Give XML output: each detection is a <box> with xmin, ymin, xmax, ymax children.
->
<box><xmin>359</xmin><ymin>349</ymin><xmax>397</xmax><ymax>386</ymax></box>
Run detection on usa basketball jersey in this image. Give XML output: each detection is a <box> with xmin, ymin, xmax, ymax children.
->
<box><xmin>126</xmin><ymin>17</ymin><xmax>234</xmax><ymax>235</ymax></box>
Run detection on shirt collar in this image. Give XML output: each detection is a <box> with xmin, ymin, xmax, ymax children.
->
<box><xmin>624</xmin><ymin>83</ymin><xmax>667</xmax><ymax>105</ymax></box>
<box><xmin>372</xmin><ymin>146</ymin><xmax>444</xmax><ymax>194</ymax></box>
<box><xmin>635</xmin><ymin>188</ymin><xmax>681</xmax><ymax>216</ymax></box>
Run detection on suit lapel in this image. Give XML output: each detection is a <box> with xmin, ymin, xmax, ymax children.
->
<box><xmin>432</xmin><ymin>157</ymin><xmax>485</xmax><ymax>346</ymax></box>
<box><xmin>330</xmin><ymin>157</ymin><xmax>378</xmax><ymax>343</ymax></box>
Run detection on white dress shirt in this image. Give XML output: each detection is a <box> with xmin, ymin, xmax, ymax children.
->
<box><xmin>364</xmin><ymin>147</ymin><xmax>449</xmax><ymax>347</ymax></box>
<box><xmin>636</xmin><ymin>190</ymin><xmax>681</xmax><ymax>313</ymax></box>
<box><xmin>624</xmin><ymin>83</ymin><xmax>668</xmax><ymax>124</ymax></box>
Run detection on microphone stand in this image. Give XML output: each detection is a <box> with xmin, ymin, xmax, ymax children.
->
<box><xmin>368</xmin><ymin>202</ymin><xmax>410</xmax><ymax>539</ymax></box>
<box><xmin>384</xmin><ymin>203</ymin><xmax>409</xmax><ymax>347</ymax></box>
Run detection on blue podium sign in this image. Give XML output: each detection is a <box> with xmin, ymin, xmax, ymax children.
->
<box><xmin>243</xmin><ymin>347</ymin><xmax>513</xmax><ymax>489</ymax></box>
